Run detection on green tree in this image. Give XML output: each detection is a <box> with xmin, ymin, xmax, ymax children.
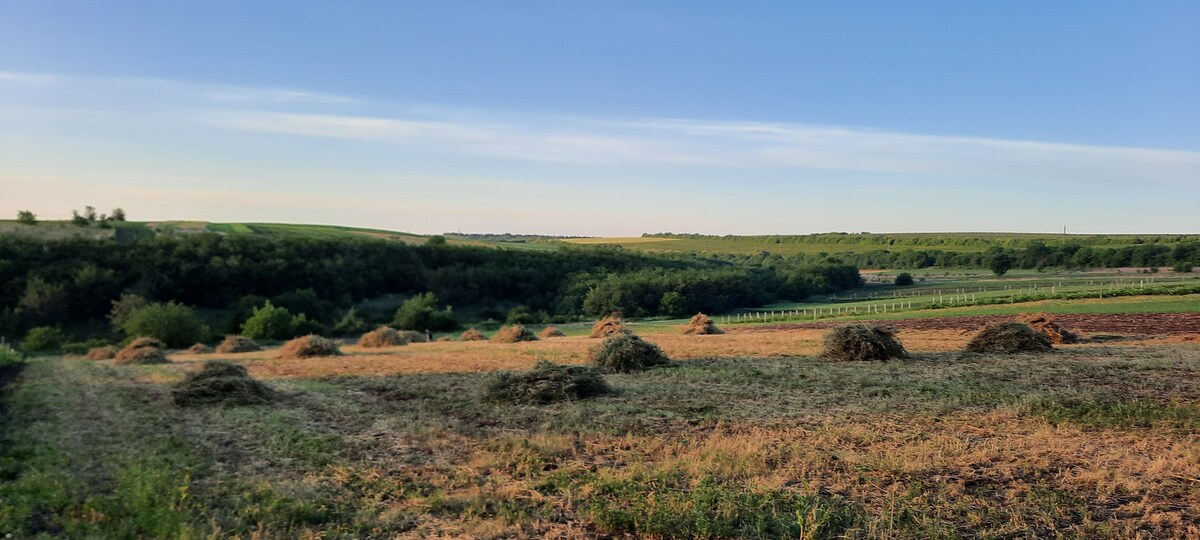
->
<box><xmin>241</xmin><ymin>301</ymin><xmax>298</xmax><ymax>340</ymax></box>
<box><xmin>988</xmin><ymin>251</ymin><xmax>1013</xmax><ymax>276</ymax></box>
<box><xmin>16</xmin><ymin>210</ymin><xmax>36</xmax><ymax>225</ymax></box>
<box><xmin>21</xmin><ymin>326</ymin><xmax>65</xmax><ymax>352</ymax></box>
<box><xmin>121</xmin><ymin>301</ymin><xmax>203</xmax><ymax>347</ymax></box>
<box><xmin>657</xmin><ymin>291</ymin><xmax>691</xmax><ymax>317</ymax></box>
<box><xmin>111</xmin><ymin>208</ymin><xmax>126</xmax><ymax>221</ymax></box>
<box><xmin>109</xmin><ymin>294</ymin><xmax>149</xmax><ymax>331</ymax></box>
<box><xmin>331</xmin><ymin>308</ymin><xmax>368</xmax><ymax>336</ymax></box>
<box><xmin>18</xmin><ymin>277</ymin><xmax>69</xmax><ymax>322</ymax></box>
<box><xmin>393</xmin><ymin>292</ymin><xmax>458</xmax><ymax>331</ymax></box>
<box><xmin>894</xmin><ymin>273</ymin><xmax>914</xmax><ymax>286</ymax></box>
<box><xmin>425</xmin><ymin>235</ymin><xmax>447</xmax><ymax>246</ymax></box>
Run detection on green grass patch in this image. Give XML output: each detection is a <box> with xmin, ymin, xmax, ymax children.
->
<box><xmin>1024</xmin><ymin>396</ymin><xmax>1200</xmax><ymax>429</ymax></box>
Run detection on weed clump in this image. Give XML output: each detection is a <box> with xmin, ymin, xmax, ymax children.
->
<box><xmin>185</xmin><ymin>343</ymin><xmax>212</xmax><ymax>354</ymax></box>
<box><xmin>591</xmin><ymin>316</ymin><xmax>632</xmax><ymax>338</ymax></box>
<box><xmin>484</xmin><ymin>360</ymin><xmax>611</xmax><ymax>404</ymax></box>
<box><xmin>215</xmin><ymin>335</ymin><xmax>261</xmax><ymax>354</ymax></box>
<box><xmin>113</xmin><ymin>337</ymin><xmax>169</xmax><ymax>365</ymax></box>
<box><xmin>1020</xmin><ymin>313</ymin><xmax>1079</xmax><ymax>344</ymax></box>
<box><xmin>278</xmin><ymin>335</ymin><xmax>342</xmax><ymax>359</ymax></box>
<box><xmin>172</xmin><ymin>361</ymin><xmax>275</xmax><ymax>407</ymax></box>
<box><xmin>590</xmin><ymin>334</ymin><xmax>670</xmax><ymax>372</ymax></box>
<box><xmin>460</xmin><ymin>328</ymin><xmax>488</xmax><ymax>341</ymax></box>
<box><xmin>359</xmin><ymin>326</ymin><xmax>407</xmax><ymax>348</ymax></box>
<box><xmin>85</xmin><ymin>345</ymin><xmax>118</xmax><ymax>360</ymax></box>
<box><xmin>682</xmin><ymin>313</ymin><xmax>724</xmax><ymax>335</ymax></box>
<box><xmin>822</xmin><ymin>325</ymin><xmax>907</xmax><ymax>361</ymax></box>
<box><xmin>965</xmin><ymin>322</ymin><xmax>1053</xmax><ymax>354</ymax></box>
<box><xmin>539</xmin><ymin>326</ymin><xmax>566</xmax><ymax>338</ymax></box>
<box><xmin>492</xmin><ymin>325</ymin><xmax>539</xmax><ymax>343</ymax></box>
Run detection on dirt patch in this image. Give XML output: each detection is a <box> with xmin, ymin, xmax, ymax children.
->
<box><xmin>746</xmin><ymin>313</ymin><xmax>1200</xmax><ymax>335</ymax></box>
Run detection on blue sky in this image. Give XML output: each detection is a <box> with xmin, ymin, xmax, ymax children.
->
<box><xmin>1</xmin><ymin>1</ymin><xmax>1197</xmax><ymax>235</ymax></box>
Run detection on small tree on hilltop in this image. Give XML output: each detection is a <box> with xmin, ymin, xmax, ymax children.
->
<box><xmin>111</xmin><ymin>208</ymin><xmax>126</xmax><ymax>221</ymax></box>
<box><xmin>16</xmin><ymin>210</ymin><xmax>36</xmax><ymax>225</ymax></box>
<box><xmin>894</xmin><ymin>273</ymin><xmax>914</xmax><ymax>286</ymax></box>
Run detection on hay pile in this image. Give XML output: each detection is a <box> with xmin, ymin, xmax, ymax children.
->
<box><xmin>437</xmin><ymin>336</ymin><xmax>455</xmax><ymax>342</ymax></box>
<box><xmin>185</xmin><ymin>343</ymin><xmax>212</xmax><ymax>354</ymax></box>
<box><xmin>682</xmin><ymin>313</ymin><xmax>724</xmax><ymax>335</ymax></box>
<box><xmin>590</xmin><ymin>316</ymin><xmax>632</xmax><ymax>338</ymax></box>
<box><xmin>538</xmin><ymin>326</ymin><xmax>566</xmax><ymax>339</ymax></box>
<box><xmin>822</xmin><ymin>325</ymin><xmax>907</xmax><ymax>361</ymax></box>
<box><xmin>1020</xmin><ymin>313</ymin><xmax>1079</xmax><ymax>344</ymax></box>
<box><xmin>590</xmin><ymin>334</ymin><xmax>670</xmax><ymax>372</ymax></box>
<box><xmin>172</xmin><ymin>361</ymin><xmax>275</xmax><ymax>407</ymax></box>
<box><xmin>85</xmin><ymin>345</ymin><xmax>118</xmax><ymax>360</ymax></box>
<box><xmin>492</xmin><ymin>325</ymin><xmax>539</xmax><ymax>343</ymax></box>
<box><xmin>215</xmin><ymin>335</ymin><xmax>261</xmax><ymax>354</ymax></box>
<box><xmin>359</xmin><ymin>326</ymin><xmax>407</xmax><ymax>348</ymax></box>
<box><xmin>400</xmin><ymin>330</ymin><xmax>427</xmax><ymax>343</ymax></box>
<box><xmin>484</xmin><ymin>360</ymin><xmax>611</xmax><ymax>404</ymax></box>
<box><xmin>278</xmin><ymin>335</ymin><xmax>342</xmax><ymax>359</ymax></box>
<box><xmin>460</xmin><ymin>328</ymin><xmax>488</xmax><ymax>341</ymax></box>
<box><xmin>965</xmin><ymin>322</ymin><xmax>1053</xmax><ymax>354</ymax></box>
<box><xmin>113</xmin><ymin>337</ymin><xmax>169</xmax><ymax>365</ymax></box>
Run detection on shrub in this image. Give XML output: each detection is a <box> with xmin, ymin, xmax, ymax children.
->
<box><xmin>682</xmin><ymin>313</ymin><xmax>723</xmax><ymax>335</ymax></box>
<box><xmin>216</xmin><ymin>335</ymin><xmax>261</xmax><ymax>354</ymax></box>
<box><xmin>822</xmin><ymin>325</ymin><xmax>907</xmax><ymax>361</ymax></box>
<box><xmin>113</xmin><ymin>337</ymin><xmax>169</xmax><ymax>365</ymax></box>
<box><xmin>460</xmin><ymin>328</ymin><xmax>488</xmax><ymax>341</ymax></box>
<box><xmin>16</xmin><ymin>210</ymin><xmax>36</xmax><ymax>225</ymax></box>
<box><xmin>21</xmin><ymin>326</ymin><xmax>64</xmax><ymax>352</ymax></box>
<box><xmin>492</xmin><ymin>325</ymin><xmax>539</xmax><ymax>343</ymax></box>
<box><xmin>121</xmin><ymin>301</ymin><xmax>203</xmax><ymax>348</ymax></box>
<box><xmin>0</xmin><ymin>344</ymin><xmax>23</xmax><ymax>366</ymax></box>
<box><xmin>86</xmin><ymin>345</ymin><xmax>119</xmax><ymax>360</ymax></box>
<box><xmin>965</xmin><ymin>322</ymin><xmax>1053</xmax><ymax>354</ymax></box>
<box><xmin>359</xmin><ymin>326</ymin><xmax>407</xmax><ymax>348</ymax></box>
<box><xmin>589</xmin><ymin>334</ymin><xmax>670</xmax><ymax>372</ymax></box>
<box><xmin>591</xmin><ymin>316</ymin><xmax>631</xmax><ymax>338</ymax></box>
<box><xmin>278</xmin><ymin>335</ymin><xmax>342</xmax><ymax>359</ymax></box>
<box><xmin>108</xmin><ymin>293</ymin><xmax>149</xmax><ymax>330</ymax></box>
<box><xmin>658</xmin><ymin>291</ymin><xmax>691</xmax><ymax>317</ymax></box>
<box><xmin>172</xmin><ymin>361</ymin><xmax>275</xmax><ymax>407</ymax></box>
<box><xmin>484</xmin><ymin>360</ymin><xmax>612</xmax><ymax>404</ymax></box>
<box><xmin>332</xmin><ymin>308</ymin><xmax>368</xmax><ymax>336</ymax></box>
<box><xmin>393</xmin><ymin>292</ymin><xmax>458</xmax><ymax>332</ymax></box>
<box><xmin>539</xmin><ymin>326</ymin><xmax>566</xmax><ymax>339</ymax></box>
<box><xmin>894</xmin><ymin>273</ymin><xmax>914</xmax><ymax>286</ymax></box>
<box><xmin>241</xmin><ymin>301</ymin><xmax>298</xmax><ymax>340</ymax></box>
<box><xmin>506</xmin><ymin>305</ymin><xmax>540</xmax><ymax>325</ymax></box>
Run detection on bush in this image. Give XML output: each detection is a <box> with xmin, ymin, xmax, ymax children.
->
<box><xmin>241</xmin><ymin>301</ymin><xmax>299</xmax><ymax>340</ymax></box>
<box><xmin>16</xmin><ymin>210</ymin><xmax>36</xmax><ymax>225</ymax></box>
<box><xmin>172</xmin><ymin>361</ymin><xmax>275</xmax><ymax>407</ymax></box>
<box><xmin>492</xmin><ymin>325</ymin><xmax>538</xmax><ymax>343</ymax></box>
<box><xmin>278</xmin><ymin>335</ymin><xmax>342</xmax><ymax>359</ymax></box>
<box><xmin>894</xmin><ymin>273</ymin><xmax>914</xmax><ymax>286</ymax></box>
<box><xmin>359</xmin><ymin>326</ymin><xmax>407</xmax><ymax>347</ymax></box>
<box><xmin>21</xmin><ymin>326</ymin><xmax>65</xmax><ymax>352</ymax></box>
<box><xmin>121</xmin><ymin>301</ymin><xmax>203</xmax><ymax>348</ymax></box>
<box><xmin>332</xmin><ymin>308</ymin><xmax>369</xmax><ymax>336</ymax></box>
<box><xmin>822</xmin><ymin>325</ymin><xmax>907</xmax><ymax>361</ymax></box>
<box><xmin>113</xmin><ymin>337</ymin><xmax>169</xmax><ymax>365</ymax></box>
<box><xmin>215</xmin><ymin>335</ymin><xmax>261</xmax><ymax>354</ymax></box>
<box><xmin>393</xmin><ymin>292</ymin><xmax>459</xmax><ymax>332</ymax></box>
<box><xmin>589</xmin><ymin>334</ymin><xmax>670</xmax><ymax>372</ymax></box>
<box><xmin>965</xmin><ymin>322</ymin><xmax>1053</xmax><ymax>354</ymax></box>
<box><xmin>658</xmin><ymin>291</ymin><xmax>692</xmax><ymax>317</ymax></box>
<box><xmin>0</xmin><ymin>344</ymin><xmax>23</xmax><ymax>366</ymax></box>
<box><xmin>484</xmin><ymin>360</ymin><xmax>612</xmax><ymax>404</ymax></box>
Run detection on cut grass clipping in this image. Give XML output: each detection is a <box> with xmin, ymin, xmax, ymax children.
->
<box><xmin>278</xmin><ymin>335</ymin><xmax>342</xmax><ymax>359</ymax></box>
<box><xmin>492</xmin><ymin>324</ymin><xmax>538</xmax><ymax>343</ymax></box>
<box><xmin>822</xmin><ymin>324</ymin><xmax>907</xmax><ymax>361</ymax></box>
<box><xmin>460</xmin><ymin>328</ymin><xmax>488</xmax><ymax>341</ymax></box>
<box><xmin>359</xmin><ymin>326</ymin><xmax>407</xmax><ymax>348</ymax></box>
<box><xmin>216</xmin><ymin>335</ymin><xmax>261</xmax><ymax>354</ymax></box>
<box><xmin>591</xmin><ymin>315</ymin><xmax>632</xmax><ymax>338</ymax></box>
<box><xmin>538</xmin><ymin>325</ymin><xmax>566</xmax><ymax>338</ymax></box>
<box><xmin>966</xmin><ymin>322</ymin><xmax>1053</xmax><ymax>354</ymax></box>
<box><xmin>185</xmin><ymin>343</ymin><xmax>212</xmax><ymax>354</ymax></box>
<box><xmin>590</xmin><ymin>333</ymin><xmax>671</xmax><ymax>372</ymax></box>
<box><xmin>1020</xmin><ymin>312</ymin><xmax>1079</xmax><ymax>344</ymax></box>
<box><xmin>113</xmin><ymin>337</ymin><xmax>169</xmax><ymax>365</ymax></box>
<box><xmin>484</xmin><ymin>359</ymin><xmax>611</xmax><ymax>404</ymax></box>
<box><xmin>682</xmin><ymin>312</ymin><xmax>724</xmax><ymax>335</ymax></box>
<box><xmin>85</xmin><ymin>345</ymin><xmax>117</xmax><ymax>360</ymax></box>
<box><xmin>173</xmin><ymin>360</ymin><xmax>276</xmax><ymax>407</ymax></box>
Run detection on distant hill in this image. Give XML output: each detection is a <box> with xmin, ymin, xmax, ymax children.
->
<box><xmin>0</xmin><ymin>220</ymin><xmax>433</xmax><ymax>244</ymax></box>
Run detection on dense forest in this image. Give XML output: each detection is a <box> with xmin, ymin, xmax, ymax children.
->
<box><xmin>0</xmin><ymin>234</ymin><xmax>861</xmax><ymax>346</ymax></box>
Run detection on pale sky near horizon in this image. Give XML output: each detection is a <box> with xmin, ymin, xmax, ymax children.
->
<box><xmin>1</xmin><ymin>1</ymin><xmax>1198</xmax><ymax>236</ymax></box>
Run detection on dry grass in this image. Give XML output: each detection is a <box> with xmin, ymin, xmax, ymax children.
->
<box><xmin>682</xmin><ymin>312</ymin><xmax>724</xmax><ymax>335</ymax></box>
<box><xmin>184</xmin><ymin>343</ymin><xmax>212</xmax><ymax>354</ymax></box>
<box><xmin>590</xmin><ymin>316</ymin><xmax>631</xmax><ymax>338</ymax></box>
<box><xmin>1021</xmin><ymin>312</ymin><xmax>1080</xmax><ymax>343</ymax></box>
<box><xmin>491</xmin><ymin>325</ymin><xmax>538</xmax><ymax>343</ymax></box>
<box><xmin>460</xmin><ymin>328</ymin><xmax>488</xmax><ymax>341</ymax></box>
<box><xmin>967</xmin><ymin>322</ymin><xmax>1054</xmax><ymax>354</ymax></box>
<box><xmin>278</xmin><ymin>335</ymin><xmax>342</xmax><ymax>359</ymax></box>
<box><xmin>113</xmin><ymin>337</ymin><xmax>169</xmax><ymax>365</ymax></box>
<box><xmin>822</xmin><ymin>324</ymin><xmax>907</xmax><ymax>361</ymax></box>
<box><xmin>359</xmin><ymin>326</ymin><xmax>407</xmax><ymax>348</ymax></box>
<box><xmin>538</xmin><ymin>326</ymin><xmax>566</xmax><ymax>339</ymax></box>
<box><xmin>85</xmin><ymin>345</ymin><xmax>117</xmax><ymax>360</ymax></box>
<box><xmin>215</xmin><ymin>335</ymin><xmax>261</xmax><ymax>354</ymax></box>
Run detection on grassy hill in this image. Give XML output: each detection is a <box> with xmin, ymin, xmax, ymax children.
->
<box><xmin>0</xmin><ymin>220</ymin><xmax>436</xmax><ymax>244</ymax></box>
